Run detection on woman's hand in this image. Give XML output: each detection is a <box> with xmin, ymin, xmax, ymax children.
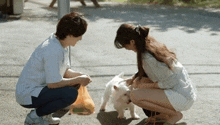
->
<box><xmin>140</xmin><ymin>77</ymin><xmax>153</xmax><ymax>83</ymax></box>
<box><xmin>125</xmin><ymin>74</ymin><xmax>136</xmax><ymax>86</ymax></box>
<box><xmin>132</xmin><ymin>77</ymin><xmax>141</xmax><ymax>89</ymax></box>
<box><xmin>76</xmin><ymin>75</ymin><xmax>92</xmax><ymax>86</ymax></box>
<box><xmin>126</xmin><ymin>78</ymin><xmax>134</xmax><ymax>86</ymax></box>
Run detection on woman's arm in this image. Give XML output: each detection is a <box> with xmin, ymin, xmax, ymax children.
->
<box><xmin>135</xmin><ymin>82</ymin><xmax>160</xmax><ymax>89</ymax></box>
<box><xmin>133</xmin><ymin>77</ymin><xmax>160</xmax><ymax>89</ymax></box>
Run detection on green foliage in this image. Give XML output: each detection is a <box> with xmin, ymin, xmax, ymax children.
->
<box><xmin>161</xmin><ymin>0</ymin><xmax>175</xmax><ymax>5</ymax></box>
<box><xmin>109</xmin><ymin>0</ymin><xmax>220</xmax><ymax>7</ymax></box>
<box><xmin>126</xmin><ymin>0</ymin><xmax>177</xmax><ymax>5</ymax></box>
<box><xmin>178</xmin><ymin>0</ymin><xmax>220</xmax><ymax>7</ymax></box>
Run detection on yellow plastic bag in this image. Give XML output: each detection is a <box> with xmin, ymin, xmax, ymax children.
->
<box><xmin>69</xmin><ymin>85</ymin><xmax>95</xmax><ymax>115</ymax></box>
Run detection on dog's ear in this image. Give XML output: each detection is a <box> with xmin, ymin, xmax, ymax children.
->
<box><xmin>113</xmin><ymin>85</ymin><xmax>118</xmax><ymax>90</ymax></box>
<box><xmin>117</xmin><ymin>72</ymin><xmax>124</xmax><ymax>78</ymax></box>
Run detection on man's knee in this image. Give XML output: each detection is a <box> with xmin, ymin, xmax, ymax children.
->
<box><xmin>62</xmin><ymin>87</ymin><xmax>78</xmax><ymax>104</ymax></box>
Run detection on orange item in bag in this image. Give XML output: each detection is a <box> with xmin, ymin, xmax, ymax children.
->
<box><xmin>69</xmin><ymin>85</ymin><xmax>95</xmax><ymax>115</ymax></box>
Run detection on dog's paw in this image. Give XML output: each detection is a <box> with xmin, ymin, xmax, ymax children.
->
<box><xmin>131</xmin><ymin>114</ymin><xmax>140</xmax><ymax>120</ymax></box>
<box><xmin>100</xmin><ymin>105</ymin><xmax>106</xmax><ymax>111</ymax></box>
<box><xmin>117</xmin><ymin>115</ymin><xmax>125</xmax><ymax>120</ymax></box>
<box><xmin>99</xmin><ymin>108</ymin><xmax>105</xmax><ymax>112</ymax></box>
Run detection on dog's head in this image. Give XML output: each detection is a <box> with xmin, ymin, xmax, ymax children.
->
<box><xmin>113</xmin><ymin>82</ymin><xmax>131</xmax><ymax>104</ymax></box>
<box><xmin>112</xmin><ymin>73</ymin><xmax>131</xmax><ymax>104</ymax></box>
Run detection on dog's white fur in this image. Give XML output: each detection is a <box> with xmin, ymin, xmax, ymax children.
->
<box><xmin>100</xmin><ymin>73</ymin><xmax>140</xmax><ymax>119</ymax></box>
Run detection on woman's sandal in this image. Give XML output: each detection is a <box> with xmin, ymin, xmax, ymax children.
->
<box><xmin>145</xmin><ymin>116</ymin><xmax>166</xmax><ymax>125</ymax></box>
<box><xmin>145</xmin><ymin>111</ymin><xmax>169</xmax><ymax>125</ymax></box>
<box><xmin>163</xmin><ymin>121</ymin><xmax>187</xmax><ymax>125</ymax></box>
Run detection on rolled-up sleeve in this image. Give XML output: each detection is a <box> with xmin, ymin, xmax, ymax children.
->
<box><xmin>142</xmin><ymin>52</ymin><xmax>178</xmax><ymax>89</ymax></box>
<box><xmin>44</xmin><ymin>52</ymin><xmax>63</xmax><ymax>84</ymax></box>
<box><xmin>157</xmin><ymin>74</ymin><xmax>178</xmax><ymax>89</ymax></box>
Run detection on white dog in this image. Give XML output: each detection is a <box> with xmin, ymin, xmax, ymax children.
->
<box><xmin>100</xmin><ymin>73</ymin><xmax>140</xmax><ymax>119</ymax></box>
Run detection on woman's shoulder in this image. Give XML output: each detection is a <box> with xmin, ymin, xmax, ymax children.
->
<box><xmin>142</xmin><ymin>52</ymin><xmax>159</xmax><ymax>65</ymax></box>
<box><xmin>142</xmin><ymin>52</ymin><xmax>154</xmax><ymax>59</ymax></box>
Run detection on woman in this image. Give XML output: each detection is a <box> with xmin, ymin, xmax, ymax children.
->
<box><xmin>114</xmin><ymin>24</ymin><xmax>197</xmax><ymax>125</ymax></box>
<box><xmin>15</xmin><ymin>12</ymin><xmax>92</xmax><ymax>125</ymax></box>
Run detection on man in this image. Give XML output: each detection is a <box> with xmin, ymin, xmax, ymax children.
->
<box><xmin>16</xmin><ymin>12</ymin><xmax>91</xmax><ymax>125</ymax></box>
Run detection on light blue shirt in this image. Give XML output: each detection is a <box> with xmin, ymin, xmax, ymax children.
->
<box><xmin>16</xmin><ymin>33</ymin><xmax>70</xmax><ymax>105</ymax></box>
<box><xmin>142</xmin><ymin>52</ymin><xmax>196</xmax><ymax>101</ymax></box>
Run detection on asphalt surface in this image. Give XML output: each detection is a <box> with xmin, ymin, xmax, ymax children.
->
<box><xmin>0</xmin><ymin>0</ymin><xmax>220</xmax><ymax>125</ymax></box>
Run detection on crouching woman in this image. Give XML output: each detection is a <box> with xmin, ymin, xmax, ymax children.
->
<box><xmin>114</xmin><ymin>23</ymin><xmax>197</xmax><ymax>125</ymax></box>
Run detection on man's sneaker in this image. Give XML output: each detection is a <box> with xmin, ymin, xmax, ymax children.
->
<box><xmin>42</xmin><ymin>113</ymin><xmax>61</xmax><ymax>124</ymax></box>
<box><xmin>24</xmin><ymin>110</ymin><xmax>49</xmax><ymax>125</ymax></box>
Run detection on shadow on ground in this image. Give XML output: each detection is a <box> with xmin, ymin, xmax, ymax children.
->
<box><xmin>74</xmin><ymin>4</ymin><xmax>220</xmax><ymax>34</ymax></box>
<box><xmin>52</xmin><ymin>109</ymin><xmax>147</xmax><ymax>125</ymax></box>
<box><xmin>14</xmin><ymin>0</ymin><xmax>220</xmax><ymax>34</ymax></box>
<box><xmin>97</xmin><ymin>111</ymin><xmax>141</xmax><ymax>125</ymax></box>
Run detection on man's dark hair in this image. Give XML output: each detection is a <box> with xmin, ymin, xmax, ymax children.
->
<box><xmin>55</xmin><ymin>12</ymin><xmax>88</xmax><ymax>40</ymax></box>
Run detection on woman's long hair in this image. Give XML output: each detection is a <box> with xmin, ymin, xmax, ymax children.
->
<box><xmin>114</xmin><ymin>24</ymin><xmax>177</xmax><ymax>78</ymax></box>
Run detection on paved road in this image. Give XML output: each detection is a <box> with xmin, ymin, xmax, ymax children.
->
<box><xmin>0</xmin><ymin>0</ymin><xmax>220</xmax><ymax>124</ymax></box>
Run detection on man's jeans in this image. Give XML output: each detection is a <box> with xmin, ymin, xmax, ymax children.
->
<box><xmin>22</xmin><ymin>85</ymin><xmax>80</xmax><ymax>116</ymax></box>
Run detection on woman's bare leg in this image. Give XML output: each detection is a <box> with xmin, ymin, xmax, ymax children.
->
<box><xmin>49</xmin><ymin>0</ymin><xmax>57</xmax><ymax>8</ymax></box>
<box><xmin>130</xmin><ymin>88</ymin><xmax>183</xmax><ymax>124</ymax></box>
<box><xmin>154</xmin><ymin>113</ymin><xmax>169</xmax><ymax>120</ymax></box>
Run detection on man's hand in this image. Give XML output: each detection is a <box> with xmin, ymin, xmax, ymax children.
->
<box><xmin>76</xmin><ymin>75</ymin><xmax>92</xmax><ymax>86</ymax></box>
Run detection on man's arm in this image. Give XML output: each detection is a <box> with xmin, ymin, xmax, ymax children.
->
<box><xmin>47</xmin><ymin>69</ymin><xmax>91</xmax><ymax>89</ymax></box>
<box><xmin>47</xmin><ymin>77</ymin><xmax>80</xmax><ymax>89</ymax></box>
<box><xmin>48</xmin><ymin>74</ymin><xmax>91</xmax><ymax>89</ymax></box>
<box><xmin>63</xmin><ymin>69</ymin><xmax>85</xmax><ymax>78</ymax></box>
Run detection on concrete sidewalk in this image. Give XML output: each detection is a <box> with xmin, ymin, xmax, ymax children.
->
<box><xmin>0</xmin><ymin>0</ymin><xmax>220</xmax><ymax>124</ymax></box>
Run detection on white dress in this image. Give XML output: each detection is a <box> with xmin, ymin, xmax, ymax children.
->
<box><xmin>142</xmin><ymin>52</ymin><xmax>197</xmax><ymax>111</ymax></box>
